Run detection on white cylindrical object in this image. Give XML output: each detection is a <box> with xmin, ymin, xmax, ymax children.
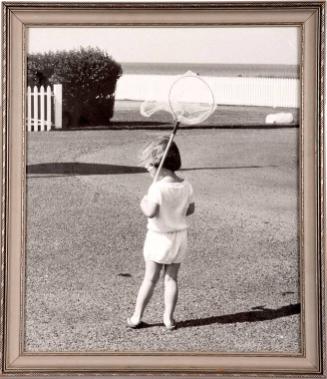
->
<box><xmin>265</xmin><ymin>112</ymin><xmax>294</xmax><ymax>125</ymax></box>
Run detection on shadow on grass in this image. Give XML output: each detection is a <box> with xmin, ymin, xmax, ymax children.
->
<box><xmin>58</xmin><ymin>121</ymin><xmax>170</xmax><ymax>131</ymax></box>
<box><xmin>136</xmin><ymin>303</ymin><xmax>301</xmax><ymax>330</ymax></box>
<box><xmin>27</xmin><ymin>162</ymin><xmax>277</xmax><ymax>177</ymax></box>
<box><xmin>27</xmin><ymin>162</ymin><xmax>146</xmax><ymax>176</ymax></box>
<box><xmin>110</xmin><ymin>121</ymin><xmax>169</xmax><ymax>127</ymax></box>
<box><xmin>176</xmin><ymin>303</ymin><xmax>301</xmax><ymax>329</ymax></box>
<box><xmin>182</xmin><ymin>165</ymin><xmax>278</xmax><ymax>171</ymax></box>
<box><xmin>53</xmin><ymin>122</ymin><xmax>299</xmax><ymax>131</ymax></box>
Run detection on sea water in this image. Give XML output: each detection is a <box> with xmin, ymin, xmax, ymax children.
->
<box><xmin>120</xmin><ymin>62</ymin><xmax>299</xmax><ymax>78</ymax></box>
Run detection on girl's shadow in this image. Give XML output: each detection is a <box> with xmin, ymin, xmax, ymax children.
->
<box><xmin>141</xmin><ymin>303</ymin><xmax>300</xmax><ymax>329</ymax></box>
<box><xmin>176</xmin><ymin>303</ymin><xmax>300</xmax><ymax>329</ymax></box>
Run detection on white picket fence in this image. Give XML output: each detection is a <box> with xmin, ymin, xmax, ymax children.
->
<box><xmin>115</xmin><ymin>75</ymin><xmax>300</xmax><ymax>108</ymax></box>
<box><xmin>27</xmin><ymin>84</ymin><xmax>62</xmax><ymax>131</ymax></box>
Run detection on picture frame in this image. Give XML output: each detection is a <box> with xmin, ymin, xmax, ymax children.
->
<box><xmin>0</xmin><ymin>1</ymin><xmax>325</xmax><ymax>377</ymax></box>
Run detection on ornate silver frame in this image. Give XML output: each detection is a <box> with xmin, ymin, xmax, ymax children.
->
<box><xmin>1</xmin><ymin>1</ymin><xmax>325</xmax><ymax>377</ymax></box>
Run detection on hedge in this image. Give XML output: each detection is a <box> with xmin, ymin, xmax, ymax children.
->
<box><xmin>27</xmin><ymin>47</ymin><xmax>122</xmax><ymax>127</ymax></box>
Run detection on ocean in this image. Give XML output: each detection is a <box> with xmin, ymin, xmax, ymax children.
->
<box><xmin>121</xmin><ymin>62</ymin><xmax>299</xmax><ymax>79</ymax></box>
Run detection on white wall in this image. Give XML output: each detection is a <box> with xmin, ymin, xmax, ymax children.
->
<box><xmin>115</xmin><ymin>74</ymin><xmax>299</xmax><ymax>108</ymax></box>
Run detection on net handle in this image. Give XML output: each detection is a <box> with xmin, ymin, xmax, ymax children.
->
<box><xmin>153</xmin><ymin>121</ymin><xmax>180</xmax><ymax>183</ymax></box>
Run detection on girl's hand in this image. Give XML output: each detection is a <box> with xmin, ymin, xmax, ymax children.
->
<box><xmin>140</xmin><ymin>195</ymin><xmax>159</xmax><ymax>218</ymax></box>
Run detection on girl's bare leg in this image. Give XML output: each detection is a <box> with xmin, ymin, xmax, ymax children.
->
<box><xmin>130</xmin><ymin>260</ymin><xmax>162</xmax><ymax>324</ymax></box>
<box><xmin>163</xmin><ymin>263</ymin><xmax>180</xmax><ymax>326</ymax></box>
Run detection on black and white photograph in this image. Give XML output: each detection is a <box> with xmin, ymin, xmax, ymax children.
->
<box><xmin>25</xmin><ymin>25</ymin><xmax>301</xmax><ymax>354</ymax></box>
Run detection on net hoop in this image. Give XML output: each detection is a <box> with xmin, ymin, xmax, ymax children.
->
<box><xmin>168</xmin><ymin>71</ymin><xmax>216</xmax><ymax>125</ymax></box>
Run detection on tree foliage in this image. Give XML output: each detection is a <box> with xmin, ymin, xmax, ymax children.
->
<box><xmin>27</xmin><ymin>47</ymin><xmax>122</xmax><ymax>126</ymax></box>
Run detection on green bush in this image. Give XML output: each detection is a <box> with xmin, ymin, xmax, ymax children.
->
<box><xmin>27</xmin><ymin>47</ymin><xmax>122</xmax><ymax>127</ymax></box>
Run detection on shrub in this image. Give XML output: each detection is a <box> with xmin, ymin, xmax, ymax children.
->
<box><xmin>27</xmin><ymin>47</ymin><xmax>122</xmax><ymax>127</ymax></box>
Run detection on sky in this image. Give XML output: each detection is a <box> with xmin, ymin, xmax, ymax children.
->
<box><xmin>28</xmin><ymin>27</ymin><xmax>300</xmax><ymax>65</ymax></box>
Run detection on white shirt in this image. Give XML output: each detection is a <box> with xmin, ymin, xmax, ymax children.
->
<box><xmin>146</xmin><ymin>179</ymin><xmax>194</xmax><ymax>233</ymax></box>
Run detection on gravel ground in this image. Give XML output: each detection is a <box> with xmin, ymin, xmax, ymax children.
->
<box><xmin>25</xmin><ymin>127</ymin><xmax>300</xmax><ymax>353</ymax></box>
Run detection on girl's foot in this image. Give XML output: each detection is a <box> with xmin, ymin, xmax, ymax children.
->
<box><xmin>165</xmin><ymin>322</ymin><xmax>176</xmax><ymax>331</ymax></box>
<box><xmin>127</xmin><ymin>317</ymin><xmax>142</xmax><ymax>329</ymax></box>
<box><xmin>163</xmin><ymin>317</ymin><xmax>176</xmax><ymax>330</ymax></box>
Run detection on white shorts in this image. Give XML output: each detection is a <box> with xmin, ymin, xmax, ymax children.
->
<box><xmin>143</xmin><ymin>229</ymin><xmax>188</xmax><ymax>264</ymax></box>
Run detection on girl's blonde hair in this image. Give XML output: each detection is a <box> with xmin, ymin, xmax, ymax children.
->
<box><xmin>139</xmin><ymin>136</ymin><xmax>181</xmax><ymax>172</ymax></box>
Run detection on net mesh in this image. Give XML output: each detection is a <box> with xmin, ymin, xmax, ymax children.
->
<box><xmin>140</xmin><ymin>71</ymin><xmax>216</xmax><ymax>125</ymax></box>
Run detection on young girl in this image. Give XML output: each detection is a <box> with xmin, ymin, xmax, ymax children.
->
<box><xmin>128</xmin><ymin>136</ymin><xmax>195</xmax><ymax>330</ymax></box>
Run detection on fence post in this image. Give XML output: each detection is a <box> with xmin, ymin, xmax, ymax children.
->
<box><xmin>53</xmin><ymin>84</ymin><xmax>62</xmax><ymax>129</ymax></box>
<box><xmin>27</xmin><ymin>86</ymin><xmax>32</xmax><ymax>132</ymax></box>
<box><xmin>46</xmin><ymin>86</ymin><xmax>52</xmax><ymax>131</ymax></box>
<box><xmin>33</xmin><ymin>86</ymin><xmax>38</xmax><ymax>131</ymax></box>
<box><xmin>40</xmin><ymin>86</ymin><xmax>45</xmax><ymax>131</ymax></box>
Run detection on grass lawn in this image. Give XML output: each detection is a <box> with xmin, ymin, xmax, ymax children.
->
<box><xmin>25</xmin><ymin>126</ymin><xmax>300</xmax><ymax>353</ymax></box>
<box><xmin>110</xmin><ymin>101</ymin><xmax>299</xmax><ymax>128</ymax></box>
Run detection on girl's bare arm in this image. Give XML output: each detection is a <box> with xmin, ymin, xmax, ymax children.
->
<box><xmin>140</xmin><ymin>196</ymin><xmax>159</xmax><ymax>218</ymax></box>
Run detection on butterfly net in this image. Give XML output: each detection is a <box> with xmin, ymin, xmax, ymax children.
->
<box><xmin>140</xmin><ymin>71</ymin><xmax>216</xmax><ymax>125</ymax></box>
